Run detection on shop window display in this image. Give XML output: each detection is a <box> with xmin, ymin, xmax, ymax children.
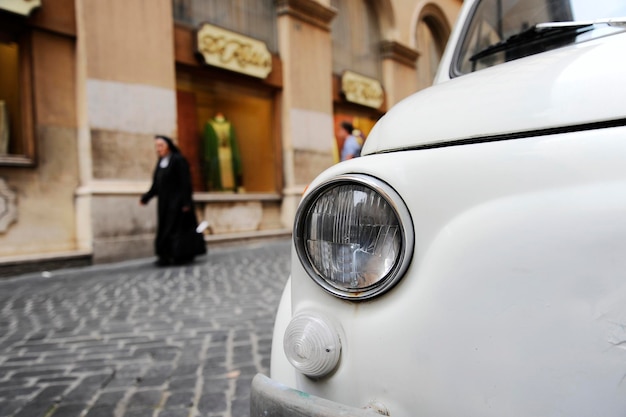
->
<box><xmin>0</xmin><ymin>19</ymin><xmax>34</xmax><ymax>166</ymax></box>
<box><xmin>0</xmin><ymin>37</ymin><xmax>19</xmax><ymax>156</ymax></box>
<box><xmin>176</xmin><ymin>72</ymin><xmax>278</xmax><ymax>194</ymax></box>
<box><xmin>0</xmin><ymin>40</ymin><xmax>17</xmax><ymax>156</ymax></box>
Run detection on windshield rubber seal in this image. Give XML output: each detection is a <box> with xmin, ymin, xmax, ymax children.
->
<box><xmin>449</xmin><ymin>0</ymin><xmax>483</xmax><ymax>79</ymax></box>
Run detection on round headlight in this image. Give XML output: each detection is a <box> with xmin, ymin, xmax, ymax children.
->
<box><xmin>294</xmin><ymin>174</ymin><xmax>414</xmax><ymax>300</ymax></box>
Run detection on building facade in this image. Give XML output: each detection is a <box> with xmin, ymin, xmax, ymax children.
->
<box><xmin>0</xmin><ymin>0</ymin><xmax>461</xmax><ymax>274</ymax></box>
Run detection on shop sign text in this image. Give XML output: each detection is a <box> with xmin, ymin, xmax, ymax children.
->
<box><xmin>197</xmin><ymin>23</ymin><xmax>272</xmax><ymax>79</ymax></box>
<box><xmin>341</xmin><ymin>71</ymin><xmax>384</xmax><ymax>109</ymax></box>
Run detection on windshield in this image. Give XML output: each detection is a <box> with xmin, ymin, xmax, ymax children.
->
<box><xmin>454</xmin><ymin>0</ymin><xmax>626</xmax><ymax>75</ymax></box>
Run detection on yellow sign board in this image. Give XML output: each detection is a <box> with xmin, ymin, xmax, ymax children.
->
<box><xmin>341</xmin><ymin>71</ymin><xmax>384</xmax><ymax>109</ymax></box>
<box><xmin>0</xmin><ymin>0</ymin><xmax>41</xmax><ymax>16</ymax></box>
<box><xmin>197</xmin><ymin>23</ymin><xmax>272</xmax><ymax>79</ymax></box>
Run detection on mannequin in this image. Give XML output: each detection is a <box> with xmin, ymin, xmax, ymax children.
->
<box><xmin>202</xmin><ymin>112</ymin><xmax>242</xmax><ymax>191</ymax></box>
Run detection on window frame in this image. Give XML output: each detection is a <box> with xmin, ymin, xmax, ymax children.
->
<box><xmin>0</xmin><ymin>15</ymin><xmax>36</xmax><ymax>167</ymax></box>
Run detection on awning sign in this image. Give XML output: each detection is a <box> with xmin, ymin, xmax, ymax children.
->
<box><xmin>341</xmin><ymin>71</ymin><xmax>384</xmax><ymax>109</ymax></box>
<box><xmin>197</xmin><ymin>23</ymin><xmax>272</xmax><ymax>79</ymax></box>
<box><xmin>0</xmin><ymin>0</ymin><xmax>41</xmax><ymax>16</ymax></box>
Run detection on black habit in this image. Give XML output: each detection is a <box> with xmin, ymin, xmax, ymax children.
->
<box><xmin>141</xmin><ymin>151</ymin><xmax>205</xmax><ymax>263</ymax></box>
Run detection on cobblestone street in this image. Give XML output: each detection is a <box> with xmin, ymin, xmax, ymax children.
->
<box><xmin>0</xmin><ymin>239</ymin><xmax>291</xmax><ymax>417</ymax></box>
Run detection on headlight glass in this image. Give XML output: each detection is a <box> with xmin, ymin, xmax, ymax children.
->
<box><xmin>294</xmin><ymin>174</ymin><xmax>413</xmax><ymax>300</ymax></box>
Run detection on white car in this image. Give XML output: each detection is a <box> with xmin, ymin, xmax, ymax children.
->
<box><xmin>251</xmin><ymin>0</ymin><xmax>626</xmax><ymax>416</ymax></box>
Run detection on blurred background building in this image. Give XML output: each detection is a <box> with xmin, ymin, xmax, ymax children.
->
<box><xmin>0</xmin><ymin>0</ymin><xmax>461</xmax><ymax>274</ymax></box>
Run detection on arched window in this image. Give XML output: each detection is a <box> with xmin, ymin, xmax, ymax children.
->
<box><xmin>331</xmin><ymin>0</ymin><xmax>382</xmax><ymax>79</ymax></box>
<box><xmin>415</xmin><ymin>5</ymin><xmax>450</xmax><ymax>89</ymax></box>
<box><xmin>172</xmin><ymin>0</ymin><xmax>278</xmax><ymax>52</ymax></box>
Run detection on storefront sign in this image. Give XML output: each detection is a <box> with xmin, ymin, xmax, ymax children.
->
<box><xmin>197</xmin><ymin>23</ymin><xmax>272</xmax><ymax>79</ymax></box>
<box><xmin>0</xmin><ymin>0</ymin><xmax>41</xmax><ymax>16</ymax></box>
<box><xmin>341</xmin><ymin>71</ymin><xmax>384</xmax><ymax>109</ymax></box>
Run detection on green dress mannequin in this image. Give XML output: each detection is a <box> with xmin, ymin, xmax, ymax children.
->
<box><xmin>202</xmin><ymin>113</ymin><xmax>242</xmax><ymax>191</ymax></box>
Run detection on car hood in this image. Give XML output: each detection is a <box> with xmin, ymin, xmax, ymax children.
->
<box><xmin>363</xmin><ymin>31</ymin><xmax>626</xmax><ymax>154</ymax></box>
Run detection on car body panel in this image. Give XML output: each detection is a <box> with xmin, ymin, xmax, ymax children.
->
<box><xmin>268</xmin><ymin>127</ymin><xmax>626</xmax><ymax>416</ymax></box>
<box><xmin>364</xmin><ymin>31</ymin><xmax>626</xmax><ymax>155</ymax></box>
<box><xmin>253</xmin><ymin>0</ymin><xmax>626</xmax><ymax>415</ymax></box>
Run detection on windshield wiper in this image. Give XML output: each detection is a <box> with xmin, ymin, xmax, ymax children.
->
<box><xmin>467</xmin><ymin>18</ymin><xmax>626</xmax><ymax>62</ymax></box>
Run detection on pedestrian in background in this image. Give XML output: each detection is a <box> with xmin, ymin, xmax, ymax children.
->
<box><xmin>140</xmin><ymin>135</ymin><xmax>206</xmax><ymax>266</ymax></box>
<box><xmin>339</xmin><ymin>121</ymin><xmax>363</xmax><ymax>161</ymax></box>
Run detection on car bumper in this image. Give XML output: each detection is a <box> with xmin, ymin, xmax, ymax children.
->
<box><xmin>250</xmin><ymin>373</ymin><xmax>382</xmax><ymax>417</ymax></box>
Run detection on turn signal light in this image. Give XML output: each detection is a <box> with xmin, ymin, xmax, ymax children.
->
<box><xmin>283</xmin><ymin>312</ymin><xmax>341</xmax><ymax>378</ymax></box>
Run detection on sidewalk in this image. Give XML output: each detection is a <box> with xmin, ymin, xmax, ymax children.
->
<box><xmin>0</xmin><ymin>238</ymin><xmax>291</xmax><ymax>417</ymax></box>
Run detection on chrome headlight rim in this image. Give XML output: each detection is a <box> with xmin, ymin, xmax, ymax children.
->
<box><xmin>294</xmin><ymin>174</ymin><xmax>414</xmax><ymax>301</ymax></box>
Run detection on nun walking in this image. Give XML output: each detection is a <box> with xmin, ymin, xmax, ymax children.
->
<box><xmin>140</xmin><ymin>135</ymin><xmax>206</xmax><ymax>266</ymax></box>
